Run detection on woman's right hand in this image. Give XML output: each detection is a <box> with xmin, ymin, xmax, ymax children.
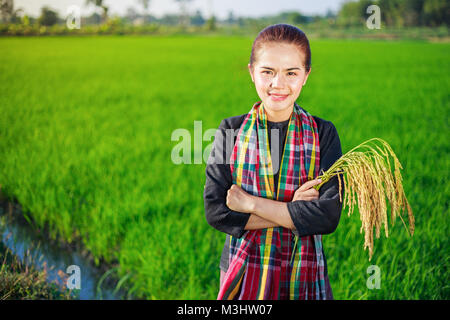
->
<box><xmin>292</xmin><ymin>178</ymin><xmax>322</xmax><ymax>201</ymax></box>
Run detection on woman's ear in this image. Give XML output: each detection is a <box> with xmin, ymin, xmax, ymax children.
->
<box><xmin>248</xmin><ymin>63</ymin><xmax>255</xmax><ymax>83</ymax></box>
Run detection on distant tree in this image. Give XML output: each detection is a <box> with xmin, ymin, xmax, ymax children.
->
<box><xmin>287</xmin><ymin>11</ymin><xmax>309</xmax><ymax>25</ymax></box>
<box><xmin>160</xmin><ymin>14</ymin><xmax>179</xmax><ymax>25</ymax></box>
<box><xmin>190</xmin><ymin>10</ymin><xmax>205</xmax><ymax>26</ymax></box>
<box><xmin>84</xmin><ymin>12</ymin><xmax>101</xmax><ymax>25</ymax></box>
<box><xmin>341</xmin><ymin>0</ymin><xmax>449</xmax><ymax>28</ymax></box>
<box><xmin>378</xmin><ymin>0</ymin><xmax>406</xmax><ymax>27</ymax></box>
<box><xmin>337</xmin><ymin>1</ymin><xmax>361</xmax><ymax>26</ymax></box>
<box><xmin>0</xmin><ymin>0</ymin><xmax>22</xmax><ymax>23</ymax></box>
<box><xmin>226</xmin><ymin>10</ymin><xmax>236</xmax><ymax>25</ymax></box>
<box><xmin>310</xmin><ymin>14</ymin><xmax>323</xmax><ymax>24</ymax></box>
<box><xmin>423</xmin><ymin>0</ymin><xmax>450</xmax><ymax>26</ymax></box>
<box><xmin>403</xmin><ymin>0</ymin><xmax>425</xmax><ymax>26</ymax></box>
<box><xmin>337</xmin><ymin>0</ymin><xmax>379</xmax><ymax>27</ymax></box>
<box><xmin>378</xmin><ymin>0</ymin><xmax>449</xmax><ymax>27</ymax></box>
<box><xmin>325</xmin><ymin>8</ymin><xmax>337</xmax><ymax>19</ymax></box>
<box><xmin>21</xmin><ymin>14</ymin><xmax>29</xmax><ymax>26</ymax></box>
<box><xmin>206</xmin><ymin>15</ymin><xmax>216</xmax><ymax>30</ymax></box>
<box><xmin>173</xmin><ymin>0</ymin><xmax>193</xmax><ymax>27</ymax></box>
<box><xmin>125</xmin><ymin>6</ymin><xmax>138</xmax><ymax>22</ymax></box>
<box><xmin>136</xmin><ymin>0</ymin><xmax>150</xmax><ymax>16</ymax></box>
<box><xmin>37</xmin><ymin>6</ymin><xmax>59</xmax><ymax>26</ymax></box>
<box><xmin>85</xmin><ymin>0</ymin><xmax>108</xmax><ymax>23</ymax></box>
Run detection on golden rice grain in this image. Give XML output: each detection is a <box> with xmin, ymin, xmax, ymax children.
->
<box><xmin>314</xmin><ymin>138</ymin><xmax>415</xmax><ymax>261</ymax></box>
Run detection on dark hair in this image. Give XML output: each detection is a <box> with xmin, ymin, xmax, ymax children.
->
<box><xmin>249</xmin><ymin>24</ymin><xmax>311</xmax><ymax>73</ymax></box>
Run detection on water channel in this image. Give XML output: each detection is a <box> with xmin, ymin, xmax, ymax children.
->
<box><xmin>0</xmin><ymin>200</ymin><xmax>131</xmax><ymax>300</ymax></box>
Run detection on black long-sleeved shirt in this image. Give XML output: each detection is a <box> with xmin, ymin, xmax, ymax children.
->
<box><xmin>204</xmin><ymin>112</ymin><xmax>344</xmax><ymax>272</ymax></box>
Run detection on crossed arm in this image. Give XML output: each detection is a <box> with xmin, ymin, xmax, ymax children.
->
<box><xmin>204</xmin><ymin>117</ymin><xmax>343</xmax><ymax>238</ymax></box>
<box><xmin>226</xmin><ymin>179</ymin><xmax>322</xmax><ymax>231</ymax></box>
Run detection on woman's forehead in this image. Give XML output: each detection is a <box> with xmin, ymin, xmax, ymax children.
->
<box><xmin>256</xmin><ymin>44</ymin><xmax>305</xmax><ymax>68</ymax></box>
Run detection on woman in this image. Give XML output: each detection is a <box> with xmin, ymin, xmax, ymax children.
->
<box><xmin>204</xmin><ymin>24</ymin><xmax>343</xmax><ymax>300</ymax></box>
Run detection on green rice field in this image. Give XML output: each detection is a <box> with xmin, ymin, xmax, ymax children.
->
<box><xmin>0</xmin><ymin>35</ymin><xmax>448</xmax><ymax>299</ymax></box>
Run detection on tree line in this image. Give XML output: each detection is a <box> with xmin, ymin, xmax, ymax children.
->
<box><xmin>0</xmin><ymin>0</ymin><xmax>448</xmax><ymax>28</ymax></box>
<box><xmin>338</xmin><ymin>0</ymin><xmax>449</xmax><ymax>27</ymax></box>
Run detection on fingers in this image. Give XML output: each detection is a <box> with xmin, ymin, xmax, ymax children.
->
<box><xmin>293</xmin><ymin>195</ymin><xmax>318</xmax><ymax>201</ymax></box>
<box><xmin>293</xmin><ymin>179</ymin><xmax>320</xmax><ymax>201</ymax></box>
<box><xmin>228</xmin><ymin>184</ymin><xmax>241</xmax><ymax>195</ymax></box>
<box><xmin>227</xmin><ymin>184</ymin><xmax>242</xmax><ymax>204</ymax></box>
<box><xmin>301</xmin><ymin>188</ymin><xmax>319</xmax><ymax>197</ymax></box>
<box><xmin>227</xmin><ymin>185</ymin><xmax>236</xmax><ymax>197</ymax></box>
<box><xmin>293</xmin><ymin>188</ymin><xmax>319</xmax><ymax>201</ymax></box>
<box><xmin>298</xmin><ymin>178</ymin><xmax>322</xmax><ymax>192</ymax></box>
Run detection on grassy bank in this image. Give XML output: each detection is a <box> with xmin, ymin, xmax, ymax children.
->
<box><xmin>0</xmin><ymin>238</ymin><xmax>73</xmax><ymax>299</ymax></box>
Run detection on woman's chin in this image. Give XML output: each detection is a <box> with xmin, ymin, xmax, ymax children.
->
<box><xmin>263</xmin><ymin>100</ymin><xmax>292</xmax><ymax>113</ymax></box>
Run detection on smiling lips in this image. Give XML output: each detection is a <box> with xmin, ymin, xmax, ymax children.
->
<box><xmin>269</xmin><ymin>93</ymin><xmax>289</xmax><ymax>101</ymax></box>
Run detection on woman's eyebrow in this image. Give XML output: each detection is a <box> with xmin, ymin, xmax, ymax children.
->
<box><xmin>260</xmin><ymin>66</ymin><xmax>301</xmax><ymax>71</ymax></box>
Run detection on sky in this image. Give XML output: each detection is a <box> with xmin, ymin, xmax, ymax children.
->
<box><xmin>16</xmin><ymin>0</ymin><xmax>348</xmax><ymax>19</ymax></box>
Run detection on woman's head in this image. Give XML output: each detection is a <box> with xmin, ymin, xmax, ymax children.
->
<box><xmin>248</xmin><ymin>24</ymin><xmax>311</xmax><ymax>121</ymax></box>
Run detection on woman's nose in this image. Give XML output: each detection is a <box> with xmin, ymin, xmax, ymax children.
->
<box><xmin>271</xmin><ymin>74</ymin><xmax>285</xmax><ymax>88</ymax></box>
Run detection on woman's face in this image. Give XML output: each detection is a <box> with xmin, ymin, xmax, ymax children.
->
<box><xmin>248</xmin><ymin>42</ymin><xmax>310</xmax><ymax>122</ymax></box>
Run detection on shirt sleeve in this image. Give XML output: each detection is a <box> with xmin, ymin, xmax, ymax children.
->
<box><xmin>203</xmin><ymin>119</ymin><xmax>251</xmax><ymax>238</ymax></box>
<box><xmin>286</xmin><ymin>121</ymin><xmax>345</xmax><ymax>237</ymax></box>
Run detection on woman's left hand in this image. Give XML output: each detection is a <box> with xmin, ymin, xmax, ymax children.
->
<box><xmin>226</xmin><ymin>184</ymin><xmax>255</xmax><ymax>213</ymax></box>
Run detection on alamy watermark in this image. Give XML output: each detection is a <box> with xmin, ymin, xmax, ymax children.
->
<box><xmin>366</xmin><ymin>265</ymin><xmax>381</xmax><ymax>289</ymax></box>
<box><xmin>66</xmin><ymin>264</ymin><xmax>81</xmax><ymax>290</ymax></box>
<box><xmin>66</xmin><ymin>5</ymin><xmax>81</xmax><ymax>30</ymax></box>
<box><xmin>171</xmin><ymin>121</ymin><xmax>283</xmax><ymax>174</ymax></box>
<box><xmin>366</xmin><ymin>5</ymin><xmax>381</xmax><ymax>29</ymax></box>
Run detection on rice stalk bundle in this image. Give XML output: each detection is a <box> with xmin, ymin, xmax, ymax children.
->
<box><xmin>314</xmin><ymin>137</ymin><xmax>415</xmax><ymax>261</ymax></box>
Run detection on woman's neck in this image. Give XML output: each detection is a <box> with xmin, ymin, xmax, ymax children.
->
<box><xmin>265</xmin><ymin>104</ymin><xmax>293</xmax><ymax>122</ymax></box>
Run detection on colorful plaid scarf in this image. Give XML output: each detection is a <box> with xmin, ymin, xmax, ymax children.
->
<box><xmin>217</xmin><ymin>101</ymin><xmax>329</xmax><ymax>300</ymax></box>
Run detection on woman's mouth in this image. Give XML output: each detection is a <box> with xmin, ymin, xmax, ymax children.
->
<box><xmin>269</xmin><ymin>93</ymin><xmax>289</xmax><ymax>101</ymax></box>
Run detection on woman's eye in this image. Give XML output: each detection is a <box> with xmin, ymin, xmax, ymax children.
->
<box><xmin>262</xmin><ymin>70</ymin><xmax>272</xmax><ymax>75</ymax></box>
<box><xmin>287</xmin><ymin>72</ymin><xmax>297</xmax><ymax>76</ymax></box>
